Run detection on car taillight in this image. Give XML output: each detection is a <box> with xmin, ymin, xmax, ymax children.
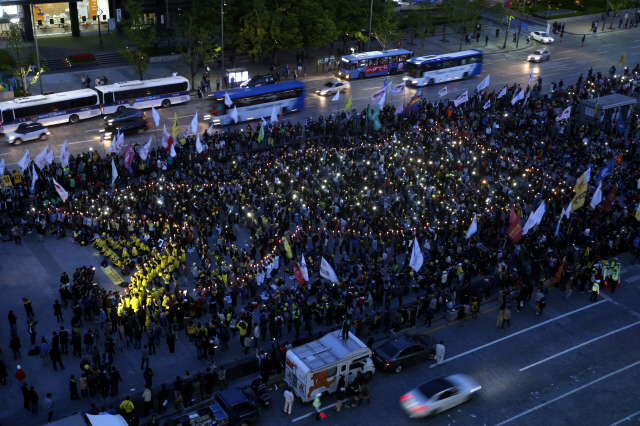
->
<box><xmin>211</xmin><ymin>110</ymin><xmax>217</xmax><ymax>114</ymax></box>
<box><xmin>400</xmin><ymin>393</ymin><xmax>413</xmax><ymax>401</ymax></box>
<box><xmin>384</xmin><ymin>361</ymin><xmax>390</xmax><ymax>366</ymax></box>
<box><xmin>145</xmin><ymin>123</ymin><xmax>151</xmax><ymax>127</ymax></box>
<box><xmin>143</xmin><ymin>112</ymin><xmax>146</xmax><ymax>115</ymax></box>
<box><xmin>412</xmin><ymin>405</ymin><xmax>430</xmax><ymax>413</ymax></box>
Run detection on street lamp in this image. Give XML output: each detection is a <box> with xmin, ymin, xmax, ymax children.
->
<box><xmin>367</xmin><ymin>0</ymin><xmax>373</xmax><ymax>52</ymax></box>
<box><xmin>221</xmin><ymin>0</ymin><xmax>225</xmax><ymax>83</ymax></box>
<box><xmin>97</xmin><ymin>8</ymin><xmax>103</xmax><ymax>48</ymax></box>
<box><xmin>30</xmin><ymin>3</ymin><xmax>43</xmax><ymax>95</ymax></box>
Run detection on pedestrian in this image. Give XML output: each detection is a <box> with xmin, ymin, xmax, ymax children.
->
<box><xmin>141</xmin><ymin>345</ymin><xmax>150</xmax><ymax>371</ymax></box>
<box><xmin>581</xmin><ymin>34</ymin><xmax>585</xmax><ymax>47</ymax></box>
<box><xmin>29</xmin><ymin>385</ymin><xmax>39</xmax><ymax>415</ymax></box>
<box><xmin>22</xmin><ymin>382</ymin><xmax>30</xmax><ymax>411</ymax></box>
<box><xmin>435</xmin><ymin>341</ymin><xmax>445</xmax><ymax>366</ymax></box>
<box><xmin>49</xmin><ymin>344</ymin><xmax>64</xmax><ymax>371</ymax></box>
<box><xmin>216</xmin><ymin>77</ymin><xmax>221</xmax><ymax>91</ymax></box>
<box><xmin>526</xmin><ymin>35</ymin><xmax>530</xmax><ymax>45</ymax></box>
<box><xmin>81</xmin><ymin>75</ymin><xmax>86</xmax><ymax>89</ymax></box>
<box><xmin>358</xmin><ymin>383</ymin><xmax>371</xmax><ymax>405</ymax></box>
<box><xmin>313</xmin><ymin>393</ymin><xmax>322</xmax><ymax>420</ymax></box>
<box><xmin>119</xmin><ymin>396</ymin><xmax>135</xmax><ymax>421</ymax></box>
<box><xmin>15</xmin><ymin>365</ymin><xmax>26</xmax><ymax>386</ymax></box>
<box><xmin>10</xmin><ymin>334</ymin><xmax>21</xmax><ymax>359</ymax></box>
<box><xmin>28</xmin><ymin>319</ymin><xmax>37</xmax><ymax>344</ymax></box>
<box><xmin>53</xmin><ymin>300</ymin><xmax>64</xmax><ymax>322</ymax></box>
<box><xmin>86</xmin><ymin>75</ymin><xmax>90</xmax><ymax>88</ymax></box>
<box><xmin>336</xmin><ymin>387</ymin><xmax>346</xmax><ymax>412</ymax></box>
<box><xmin>111</xmin><ymin>366</ymin><xmax>122</xmax><ymax>396</ymax></box>
<box><xmin>217</xmin><ymin>365</ymin><xmax>228</xmax><ymax>389</ymax></box>
<box><xmin>590</xmin><ymin>280</ymin><xmax>600</xmax><ymax>302</ymax></box>
<box><xmin>23</xmin><ymin>298</ymin><xmax>35</xmax><ymax>320</ymax></box>
<box><xmin>0</xmin><ymin>360</ymin><xmax>7</xmax><ymax>385</ymax></box>
<box><xmin>69</xmin><ymin>375</ymin><xmax>79</xmax><ymax>400</ymax></box>
<box><xmin>283</xmin><ymin>385</ymin><xmax>294</xmax><ymax>415</ymax></box>
<box><xmin>148</xmin><ymin>415</ymin><xmax>160</xmax><ymax>426</ymax></box>
<box><xmin>44</xmin><ymin>393</ymin><xmax>54</xmax><ymax>422</ymax></box>
<box><xmin>11</xmin><ymin>224</ymin><xmax>22</xmax><ymax>245</ymax></box>
<box><xmin>501</xmin><ymin>305</ymin><xmax>511</xmax><ymax>330</ymax></box>
<box><xmin>536</xmin><ymin>296</ymin><xmax>546</xmax><ymax>317</ymax></box>
<box><xmin>8</xmin><ymin>310</ymin><xmax>17</xmax><ymax>336</ymax></box>
<box><xmin>144</xmin><ymin>368</ymin><xmax>154</xmax><ymax>389</ymax></box>
<box><xmin>341</xmin><ymin>317</ymin><xmax>351</xmax><ymax>340</ymax></box>
<box><xmin>142</xmin><ymin>385</ymin><xmax>153</xmax><ymax>417</ymax></box>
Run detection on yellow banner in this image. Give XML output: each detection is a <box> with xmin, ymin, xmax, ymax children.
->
<box><xmin>571</xmin><ymin>171</ymin><xmax>588</xmax><ymax>211</ymax></box>
<box><xmin>283</xmin><ymin>236</ymin><xmax>293</xmax><ymax>259</ymax></box>
<box><xmin>101</xmin><ymin>266</ymin><xmax>124</xmax><ymax>285</ymax></box>
<box><xmin>13</xmin><ymin>172</ymin><xmax>21</xmax><ymax>184</ymax></box>
<box><xmin>636</xmin><ymin>203</ymin><xmax>640</xmax><ymax>222</ymax></box>
<box><xmin>1</xmin><ymin>175</ymin><xmax>12</xmax><ymax>187</ymax></box>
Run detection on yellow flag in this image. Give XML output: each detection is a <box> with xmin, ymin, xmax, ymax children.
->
<box><xmin>172</xmin><ymin>113</ymin><xmax>178</xmax><ymax>138</ymax></box>
<box><xmin>343</xmin><ymin>95</ymin><xmax>352</xmax><ymax>112</ymax></box>
<box><xmin>620</xmin><ymin>52</ymin><xmax>625</xmax><ymax>66</ymax></box>
<box><xmin>571</xmin><ymin>169</ymin><xmax>590</xmax><ymax>211</ymax></box>
<box><xmin>636</xmin><ymin>203</ymin><xmax>640</xmax><ymax>222</ymax></box>
<box><xmin>283</xmin><ymin>237</ymin><xmax>293</xmax><ymax>259</ymax></box>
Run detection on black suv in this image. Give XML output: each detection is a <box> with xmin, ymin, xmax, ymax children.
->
<box><xmin>102</xmin><ymin>117</ymin><xmax>149</xmax><ymax>139</ymax></box>
<box><xmin>239</xmin><ymin>74</ymin><xmax>276</xmax><ymax>88</ymax></box>
<box><xmin>103</xmin><ymin>108</ymin><xmax>146</xmax><ymax>124</ymax></box>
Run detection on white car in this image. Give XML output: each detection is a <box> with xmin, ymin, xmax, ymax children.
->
<box><xmin>528</xmin><ymin>49</ymin><xmax>550</xmax><ymax>62</ymax></box>
<box><xmin>315</xmin><ymin>80</ymin><xmax>350</xmax><ymax>96</ymax></box>
<box><xmin>530</xmin><ymin>31</ymin><xmax>554</xmax><ymax>44</ymax></box>
<box><xmin>400</xmin><ymin>374</ymin><xmax>481</xmax><ymax>418</ymax></box>
<box><xmin>5</xmin><ymin>123</ymin><xmax>50</xmax><ymax>145</ymax></box>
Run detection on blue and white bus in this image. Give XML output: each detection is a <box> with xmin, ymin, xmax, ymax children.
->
<box><xmin>209</xmin><ymin>81</ymin><xmax>306</xmax><ymax>126</ymax></box>
<box><xmin>0</xmin><ymin>89</ymin><xmax>100</xmax><ymax>132</ymax></box>
<box><xmin>94</xmin><ymin>76</ymin><xmax>190</xmax><ymax>113</ymax></box>
<box><xmin>338</xmin><ymin>49</ymin><xmax>413</xmax><ymax>80</ymax></box>
<box><xmin>403</xmin><ymin>49</ymin><xmax>483</xmax><ymax>87</ymax></box>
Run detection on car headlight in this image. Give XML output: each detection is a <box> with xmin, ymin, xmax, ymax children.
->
<box><xmin>470</xmin><ymin>386</ymin><xmax>481</xmax><ymax>393</ymax></box>
<box><xmin>412</xmin><ymin>80</ymin><xmax>418</xmax><ymax>84</ymax></box>
<box><xmin>108</xmin><ymin>119</ymin><xmax>114</xmax><ymax>123</ymax></box>
<box><xmin>8</xmin><ymin>136</ymin><xmax>14</xmax><ymax>140</ymax></box>
<box><xmin>320</xmin><ymin>91</ymin><xmax>327</xmax><ymax>95</ymax></box>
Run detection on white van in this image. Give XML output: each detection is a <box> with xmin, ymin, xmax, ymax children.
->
<box><xmin>284</xmin><ymin>330</ymin><xmax>376</xmax><ymax>402</ymax></box>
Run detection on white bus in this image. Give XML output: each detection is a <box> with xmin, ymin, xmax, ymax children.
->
<box><xmin>0</xmin><ymin>89</ymin><xmax>100</xmax><ymax>133</ymax></box>
<box><xmin>209</xmin><ymin>80</ymin><xmax>306</xmax><ymax>126</ymax></box>
<box><xmin>403</xmin><ymin>49</ymin><xmax>483</xmax><ymax>87</ymax></box>
<box><xmin>94</xmin><ymin>76</ymin><xmax>190</xmax><ymax>114</ymax></box>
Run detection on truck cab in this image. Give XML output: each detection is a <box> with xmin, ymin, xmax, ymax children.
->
<box><xmin>210</xmin><ymin>388</ymin><xmax>260</xmax><ymax>426</ymax></box>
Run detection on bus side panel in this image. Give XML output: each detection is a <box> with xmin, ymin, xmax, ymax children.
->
<box><xmin>471</xmin><ymin>61</ymin><xmax>483</xmax><ymax>77</ymax></box>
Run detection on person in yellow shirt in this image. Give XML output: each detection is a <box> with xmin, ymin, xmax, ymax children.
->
<box><xmin>119</xmin><ymin>396</ymin><xmax>135</xmax><ymax>421</ymax></box>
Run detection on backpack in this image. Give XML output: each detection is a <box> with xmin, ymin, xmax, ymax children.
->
<box><xmin>276</xmin><ymin>316</ymin><xmax>283</xmax><ymax>327</ymax></box>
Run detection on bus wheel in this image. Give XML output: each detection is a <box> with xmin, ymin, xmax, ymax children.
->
<box><xmin>358</xmin><ymin>72</ymin><xmax>365</xmax><ymax>80</ymax></box>
<box><xmin>162</xmin><ymin>99</ymin><xmax>171</xmax><ymax>108</ymax></box>
<box><xmin>117</xmin><ymin>106</ymin><xmax>126</xmax><ymax>112</ymax></box>
<box><xmin>390</xmin><ymin>68</ymin><xmax>396</xmax><ymax>75</ymax></box>
<box><xmin>69</xmin><ymin>114</ymin><xmax>79</xmax><ymax>124</ymax></box>
<box><xmin>462</xmin><ymin>72</ymin><xmax>469</xmax><ymax>80</ymax></box>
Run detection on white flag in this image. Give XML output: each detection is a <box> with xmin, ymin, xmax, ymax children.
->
<box><xmin>0</xmin><ymin>158</ymin><xmax>4</xmax><ymax>176</ymax></box>
<box><xmin>230</xmin><ymin>106</ymin><xmax>239</xmax><ymax>124</ymax></box>
<box><xmin>563</xmin><ymin>203</ymin><xmax>572</xmax><ymax>219</ymax></box>
<box><xmin>60</xmin><ymin>140</ymin><xmax>70</xmax><ymax>168</ymax></box>
<box><xmin>52</xmin><ymin>177</ymin><xmax>69</xmax><ymax>201</ymax></box>
<box><xmin>151</xmin><ymin>106</ymin><xmax>160</xmax><ymax>127</ymax></box>
<box><xmin>139</xmin><ymin>136</ymin><xmax>152</xmax><ymax>161</ymax></box>
<box><xmin>208</xmin><ymin>123</ymin><xmax>214</xmax><ymax>136</ymax></box>
<box><xmin>556</xmin><ymin>106</ymin><xmax>571</xmax><ymax>122</ymax></box>
<box><xmin>637</xmin><ymin>177</ymin><xmax>640</xmax><ymax>190</ymax></box>
<box><xmin>45</xmin><ymin>145</ymin><xmax>54</xmax><ymax>165</ymax></box>
<box><xmin>390</xmin><ymin>83</ymin><xmax>406</xmax><ymax>95</ymax></box>
<box><xmin>190</xmin><ymin>112</ymin><xmax>198</xmax><ymax>135</ymax></box>
<box><xmin>438</xmin><ymin>86</ymin><xmax>448</xmax><ymax>97</ymax></box>
<box><xmin>371</xmin><ymin>87</ymin><xmax>387</xmax><ymax>105</ymax></box>
<box><xmin>522</xmin><ymin>202</ymin><xmax>546</xmax><ymax>235</ymax></box>
<box><xmin>409</xmin><ymin>237</ymin><xmax>423</xmax><ymax>272</ymax></box>
<box><xmin>31</xmin><ymin>165</ymin><xmax>38</xmax><ymax>189</ymax></box>
<box><xmin>477</xmin><ymin>74</ymin><xmax>490</xmax><ymax>91</ymax></box>
<box><xmin>111</xmin><ymin>159</ymin><xmax>118</xmax><ymax>185</ymax></box>
<box><xmin>466</xmin><ymin>214</ymin><xmax>478</xmax><ymax>239</ymax></box>
<box><xmin>528</xmin><ymin>70</ymin><xmax>533</xmax><ymax>87</ymax></box>
<box><xmin>270</xmin><ymin>104</ymin><xmax>278</xmax><ymax>124</ymax></box>
<box><xmin>17</xmin><ymin>149</ymin><xmax>30</xmax><ymax>172</ymax></box>
<box><xmin>320</xmin><ymin>257</ymin><xmax>339</xmax><ymax>283</ymax></box>
<box><xmin>332</xmin><ymin>90</ymin><xmax>340</xmax><ymax>102</ymax></box>
<box><xmin>454</xmin><ymin>90</ymin><xmax>468</xmax><ymax>107</ymax></box>
<box><xmin>170</xmin><ymin>142</ymin><xmax>177</xmax><ymax>158</ymax></box>
<box><xmin>483</xmin><ymin>100</ymin><xmax>491</xmax><ymax>110</ymax></box>
<box><xmin>590</xmin><ymin>182</ymin><xmax>603</xmax><ymax>209</ymax></box>
<box><xmin>196</xmin><ymin>134</ymin><xmax>204</xmax><ymax>153</ymax></box>
<box><xmin>394</xmin><ymin>102</ymin><xmax>404</xmax><ymax>114</ymax></box>
<box><xmin>511</xmin><ymin>89</ymin><xmax>525</xmax><ymax>105</ymax></box>
<box><xmin>111</xmin><ymin>132</ymin><xmax>124</xmax><ymax>154</ymax></box>
<box><xmin>34</xmin><ymin>144</ymin><xmax>50</xmax><ymax>170</ymax></box>
<box><xmin>300</xmin><ymin>255</ymin><xmax>309</xmax><ymax>282</ymax></box>
<box><xmin>224</xmin><ymin>92</ymin><xmax>233</xmax><ymax>108</ymax></box>
<box><xmin>497</xmin><ymin>86</ymin><xmax>507</xmax><ymax>99</ymax></box>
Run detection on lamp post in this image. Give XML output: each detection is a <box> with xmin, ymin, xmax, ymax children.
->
<box><xmin>221</xmin><ymin>0</ymin><xmax>225</xmax><ymax>84</ymax></box>
<box><xmin>367</xmin><ymin>0</ymin><xmax>373</xmax><ymax>52</ymax></box>
<box><xmin>30</xmin><ymin>4</ymin><xmax>43</xmax><ymax>95</ymax></box>
<box><xmin>97</xmin><ymin>8</ymin><xmax>103</xmax><ymax>48</ymax></box>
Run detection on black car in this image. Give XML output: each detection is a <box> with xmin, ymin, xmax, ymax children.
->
<box><xmin>372</xmin><ymin>334</ymin><xmax>437</xmax><ymax>373</ymax></box>
<box><xmin>102</xmin><ymin>117</ymin><xmax>149</xmax><ymax>139</ymax></box>
<box><xmin>103</xmin><ymin>107</ymin><xmax>146</xmax><ymax>124</ymax></box>
<box><xmin>239</xmin><ymin>74</ymin><xmax>276</xmax><ymax>88</ymax></box>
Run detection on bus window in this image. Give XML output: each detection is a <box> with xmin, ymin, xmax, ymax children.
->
<box><xmin>2</xmin><ymin>109</ymin><xmax>14</xmax><ymax>123</ymax></box>
<box><xmin>358</xmin><ymin>59</ymin><xmax>367</xmax><ymax>68</ymax></box>
<box><xmin>104</xmin><ymin>92</ymin><xmax>114</xmax><ymax>104</ymax></box>
<box><xmin>368</xmin><ymin>58</ymin><xmax>379</xmax><ymax>66</ymax></box>
<box><xmin>399</xmin><ymin>54</ymin><xmax>407</xmax><ymax>61</ymax></box>
<box><xmin>469</xmin><ymin>55</ymin><xmax>482</xmax><ymax>63</ymax></box>
<box><xmin>453</xmin><ymin>58</ymin><xmax>462</xmax><ymax>67</ymax></box>
<box><xmin>460</xmin><ymin>57</ymin><xmax>468</xmax><ymax>65</ymax></box>
<box><xmin>380</xmin><ymin>56</ymin><xmax>389</xmax><ymax>65</ymax></box>
<box><xmin>390</xmin><ymin>56</ymin><xmax>398</xmax><ymax>63</ymax></box>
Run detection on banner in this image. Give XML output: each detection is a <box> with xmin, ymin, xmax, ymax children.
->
<box><xmin>283</xmin><ymin>237</ymin><xmax>293</xmax><ymax>259</ymax></box>
<box><xmin>151</xmin><ymin>106</ymin><xmax>160</xmax><ymax>127</ymax></box>
<box><xmin>589</xmin><ymin>182</ymin><xmax>603</xmax><ymax>209</ymax></box>
<box><xmin>17</xmin><ymin>149</ymin><xmax>30</xmax><ymax>172</ymax></box>
<box><xmin>332</xmin><ymin>90</ymin><xmax>340</xmax><ymax>102</ymax></box>
<box><xmin>60</xmin><ymin>140</ymin><xmax>70</xmax><ymax>169</ymax></box>
<box><xmin>454</xmin><ymin>90</ymin><xmax>468</xmax><ymax>107</ymax></box>
<box><xmin>466</xmin><ymin>214</ymin><xmax>477</xmax><ymax>239</ymax></box>
<box><xmin>31</xmin><ymin>165</ymin><xmax>38</xmax><ymax>189</ymax></box>
<box><xmin>300</xmin><ymin>255</ymin><xmax>309</xmax><ymax>282</ymax></box>
<box><xmin>556</xmin><ymin>106</ymin><xmax>571</xmax><ymax>121</ymax></box>
<box><xmin>139</xmin><ymin>136</ymin><xmax>152</xmax><ymax>161</ymax></box>
<box><xmin>571</xmin><ymin>168</ymin><xmax>591</xmax><ymax>211</ymax></box>
<box><xmin>552</xmin><ymin>257</ymin><xmax>566</xmax><ymax>284</ymax></box>
<box><xmin>602</xmin><ymin>184</ymin><xmax>617</xmax><ymax>212</ymax></box>
<box><xmin>52</xmin><ymin>177</ymin><xmax>69</xmax><ymax>201</ymax></box>
<box><xmin>293</xmin><ymin>264</ymin><xmax>305</xmax><ymax>285</ymax></box>
<box><xmin>101</xmin><ymin>266</ymin><xmax>124</xmax><ymax>285</ymax></box>
<box><xmin>320</xmin><ymin>257</ymin><xmax>339</xmax><ymax>283</ymax></box>
<box><xmin>195</xmin><ymin>135</ymin><xmax>204</xmax><ymax>153</ymax></box>
<box><xmin>0</xmin><ymin>157</ymin><xmax>4</xmax><ymax>176</ymax></box>
<box><xmin>522</xmin><ymin>202</ymin><xmax>546</xmax><ymax>235</ymax></box>
<box><xmin>477</xmin><ymin>74</ymin><xmax>490</xmax><ymax>91</ymax></box>
<box><xmin>224</xmin><ymin>92</ymin><xmax>233</xmax><ymax>107</ymax></box>
<box><xmin>230</xmin><ymin>106</ymin><xmax>239</xmax><ymax>124</ymax></box>
<box><xmin>409</xmin><ymin>237</ymin><xmax>423</xmax><ymax>272</ymax></box>
<box><xmin>438</xmin><ymin>86</ymin><xmax>448</xmax><ymax>97</ymax></box>
<box><xmin>507</xmin><ymin>214</ymin><xmax>522</xmax><ymax>242</ymax></box>
<box><xmin>123</xmin><ymin>142</ymin><xmax>134</xmax><ymax>170</ymax></box>
<box><xmin>483</xmin><ymin>100</ymin><xmax>490</xmax><ymax>110</ymax></box>
<box><xmin>390</xmin><ymin>83</ymin><xmax>406</xmax><ymax>95</ymax></box>
<box><xmin>497</xmin><ymin>86</ymin><xmax>507</xmax><ymax>99</ymax></box>
<box><xmin>343</xmin><ymin>96</ymin><xmax>352</xmax><ymax>112</ymax></box>
<box><xmin>111</xmin><ymin>159</ymin><xmax>118</xmax><ymax>185</ymax></box>
<box><xmin>34</xmin><ymin>143</ymin><xmax>52</xmax><ymax>170</ymax></box>
<box><xmin>511</xmin><ymin>89</ymin><xmax>524</xmax><ymax>105</ymax></box>
<box><xmin>162</xmin><ymin>124</ymin><xmax>173</xmax><ymax>152</ymax></box>
<box><xmin>190</xmin><ymin>112</ymin><xmax>198</xmax><ymax>135</ymax></box>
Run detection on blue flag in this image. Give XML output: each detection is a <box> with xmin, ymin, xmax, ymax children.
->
<box><xmin>618</xmin><ymin>115</ymin><xmax>626</xmax><ymax>135</ymax></box>
<box><xmin>594</xmin><ymin>161</ymin><xmax>614</xmax><ymax>186</ymax></box>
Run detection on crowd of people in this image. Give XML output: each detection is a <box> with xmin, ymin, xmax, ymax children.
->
<box><xmin>2</xmin><ymin>60</ymin><xmax>640</xmax><ymax>425</ymax></box>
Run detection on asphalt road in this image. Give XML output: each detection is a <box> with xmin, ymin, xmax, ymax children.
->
<box><xmin>1</xmin><ymin>26</ymin><xmax>638</xmax><ymax>168</ymax></box>
<box><xmin>257</xmin><ymin>258</ymin><xmax>640</xmax><ymax>426</ymax></box>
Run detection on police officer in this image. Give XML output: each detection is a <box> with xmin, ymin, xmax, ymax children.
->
<box><xmin>590</xmin><ymin>280</ymin><xmax>600</xmax><ymax>302</ymax></box>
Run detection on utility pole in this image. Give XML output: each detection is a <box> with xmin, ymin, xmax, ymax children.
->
<box><xmin>31</xmin><ymin>4</ymin><xmax>43</xmax><ymax>95</ymax></box>
<box><xmin>97</xmin><ymin>8</ymin><xmax>103</xmax><ymax>48</ymax></box>
<box><xmin>367</xmin><ymin>0</ymin><xmax>373</xmax><ymax>52</ymax></box>
<box><xmin>221</xmin><ymin>0</ymin><xmax>225</xmax><ymax>81</ymax></box>
<box><xmin>516</xmin><ymin>2</ymin><xmax>524</xmax><ymax>48</ymax></box>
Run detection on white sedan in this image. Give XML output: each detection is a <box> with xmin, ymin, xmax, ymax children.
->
<box><xmin>5</xmin><ymin>123</ymin><xmax>50</xmax><ymax>145</ymax></box>
<box><xmin>528</xmin><ymin>49</ymin><xmax>550</xmax><ymax>62</ymax></box>
<box><xmin>400</xmin><ymin>374</ymin><xmax>481</xmax><ymax>418</ymax></box>
<box><xmin>315</xmin><ymin>80</ymin><xmax>350</xmax><ymax>96</ymax></box>
<box><xmin>530</xmin><ymin>31</ymin><xmax>554</xmax><ymax>44</ymax></box>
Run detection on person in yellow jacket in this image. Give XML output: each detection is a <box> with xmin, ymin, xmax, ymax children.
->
<box><xmin>119</xmin><ymin>396</ymin><xmax>135</xmax><ymax>420</ymax></box>
<box><xmin>186</xmin><ymin>321</ymin><xmax>196</xmax><ymax>342</ymax></box>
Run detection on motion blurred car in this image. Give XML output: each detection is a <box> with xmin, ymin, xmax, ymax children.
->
<box><xmin>372</xmin><ymin>334</ymin><xmax>437</xmax><ymax>373</ymax></box>
<box><xmin>315</xmin><ymin>80</ymin><xmax>350</xmax><ymax>96</ymax></box>
<box><xmin>239</xmin><ymin>74</ymin><xmax>276</xmax><ymax>88</ymax></box>
<box><xmin>400</xmin><ymin>374</ymin><xmax>481</xmax><ymax>418</ymax></box>
<box><xmin>5</xmin><ymin>123</ymin><xmax>50</xmax><ymax>145</ymax></box>
<box><xmin>103</xmin><ymin>108</ymin><xmax>146</xmax><ymax>124</ymax></box>
<box><xmin>528</xmin><ymin>49</ymin><xmax>550</xmax><ymax>62</ymax></box>
<box><xmin>101</xmin><ymin>117</ymin><xmax>149</xmax><ymax>139</ymax></box>
<box><xmin>530</xmin><ymin>31</ymin><xmax>554</xmax><ymax>44</ymax></box>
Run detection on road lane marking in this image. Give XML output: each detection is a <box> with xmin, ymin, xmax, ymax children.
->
<box><xmin>430</xmin><ymin>300</ymin><xmax>607</xmax><ymax>368</ymax></box>
<box><xmin>520</xmin><ymin>320</ymin><xmax>640</xmax><ymax>371</ymax></box>
<box><xmin>59</xmin><ymin>140</ymin><xmax>96</xmax><ymax>145</ymax></box>
<box><xmin>599</xmin><ymin>44</ymin><xmax>615</xmax><ymax>47</ymax></box>
<box><xmin>609</xmin><ymin>410</ymin><xmax>640</xmax><ymax>426</ymax></box>
<box><xmin>494</xmin><ymin>359</ymin><xmax>640</xmax><ymax>426</ymax></box>
<box><xmin>292</xmin><ymin>402</ymin><xmax>339</xmax><ymax>422</ymax></box>
<box><xmin>555</xmin><ymin>57</ymin><xmax>573</xmax><ymax>60</ymax></box>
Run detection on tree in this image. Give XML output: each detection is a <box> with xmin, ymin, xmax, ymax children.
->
<box><xmin>492</xmin><ymin>3</ymin><xmax>516</xmax><ymax>49</ymax></box>
<box><xmin>178</xmin><ymin>4</ymin><xmax>221</xmax><ymax>91</ymax></box>
<box><xmin>0</xmin><ymin>25</ymin><xmax>48</xmax><ymax>96</ymax></box>
<box><xmin>405</xmin><ymin>6</ymin><xmax>436</xmax><ymax>53</ymax></box>
<box><xmin>152</xmin><ymin>23</ymin><xmax>176</xmax><ymax>50</ymax></box>
<box><xmin>239</xmin><ymin>0</ymin><xmax>277</xmax><ymax>71</ymax></box>
<box><xmin>372</xmin><ymin>2</ymin><xmax>399</xmax><ymax>51</ymax></box>
<box><xmin>296</xmin><ymin>0</ymin><xmax>337</xmax><ymax>58</ymax></box>
<box><xmin>114</xmin><ymin>0</ymin><xmax>156</xmax><ymax>81</ymax></box>
<box><xmin>330</xmin><ymin>0</ymin><xmax>369</xmax><ymax>54</ymax></box>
